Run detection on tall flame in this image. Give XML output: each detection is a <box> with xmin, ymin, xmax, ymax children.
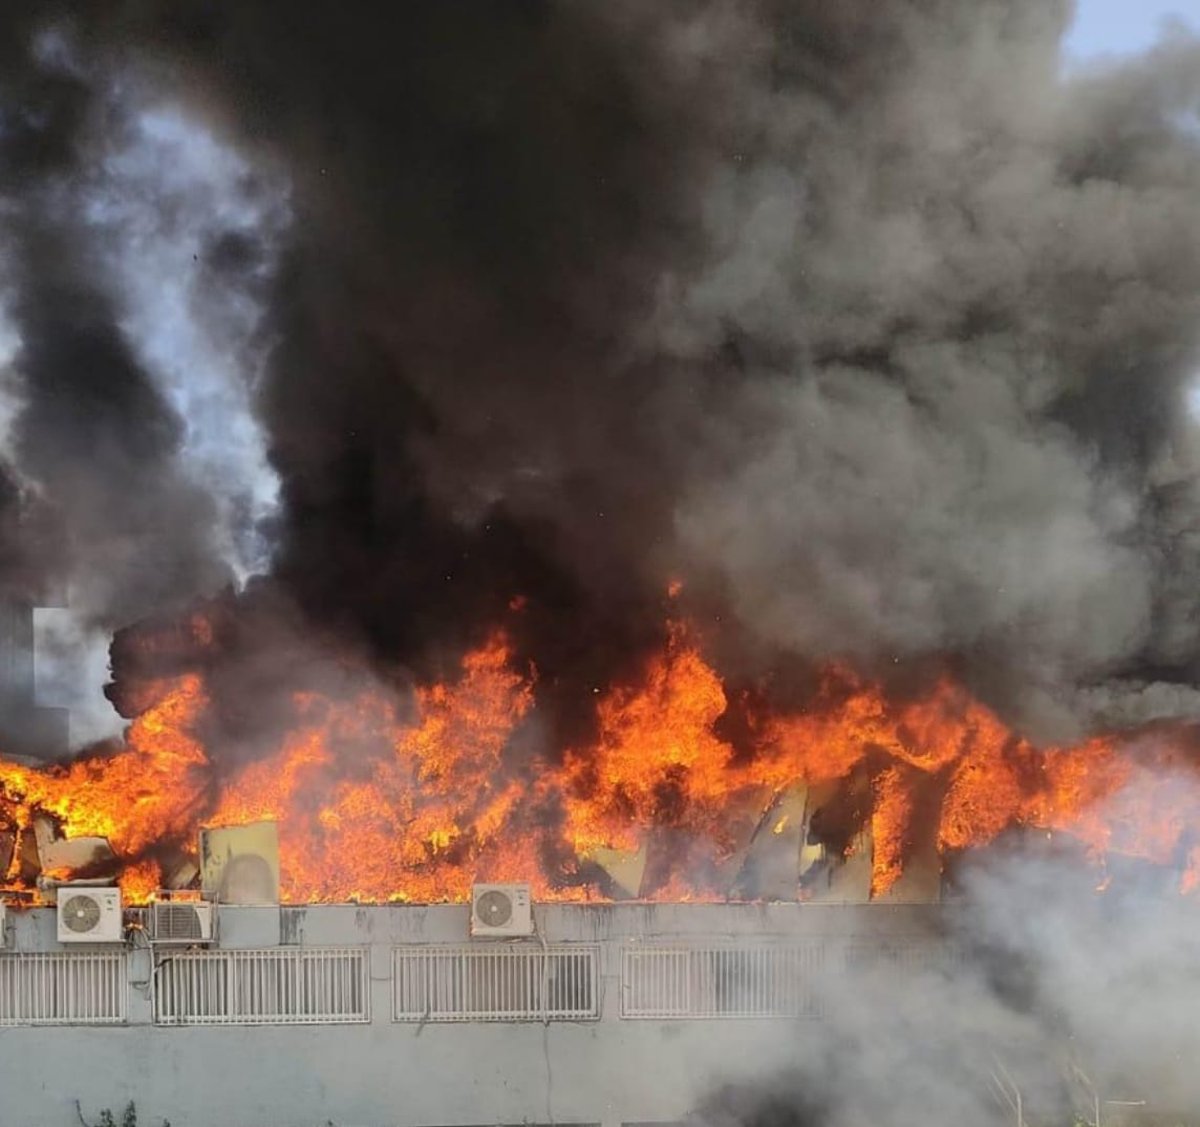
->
<box><xmin>0</xmin><ymin>621</ymin><xmax>1196</xmax><ymax>903</ymax></box>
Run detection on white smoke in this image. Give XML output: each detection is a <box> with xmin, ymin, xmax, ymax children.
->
<box><xmin>694</xmin><ymin>835</ymin><xmax>1200</xmax><ymax>1127</ymax></box>
<box><xmin>84</xmin><ymin>103</ymin><xmax>287</xmax><ymax>585</ymax></box>
<box><xmin>6</xmin><ymin>48</ymin><xmax>289</xmax><ymax>745</ymax></box>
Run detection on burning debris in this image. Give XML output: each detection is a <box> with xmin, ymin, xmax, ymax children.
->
<box><xmin>0</xmin><ymin>602</ymin><xmax>1197</xmax><ymax>905</ymax></box>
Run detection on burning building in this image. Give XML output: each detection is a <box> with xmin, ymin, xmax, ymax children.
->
<box><xmin>2</xmin><ymin>0</ymin><xmax>1200</xmax><ymax>1125</ymax></box>
<box><xmin>0</xmin><ymin>609</ymin><xmax>1196</xmax><ymax>1126</ymax></box>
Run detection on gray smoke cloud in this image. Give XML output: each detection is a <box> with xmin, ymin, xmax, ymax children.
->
<box><xmin>1</xmin><ymin>0</ymin><xmax>1199</xmax><ymax>751</ymax></box>
<box><xmin>690</xmin><ymin>840</ymin><xmax>1200</xmax><ymax>1127</ymax></box>
<box><xmin>642</xmin><ymin>1</ymin><xmax>1200</xmax><ymax>740</ymax></box>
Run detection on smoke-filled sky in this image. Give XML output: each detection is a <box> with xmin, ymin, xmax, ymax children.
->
<box><xmin>1</xmin><ymin>1</ymin><xmax>1199</xmax><ymax>748</ymax></box>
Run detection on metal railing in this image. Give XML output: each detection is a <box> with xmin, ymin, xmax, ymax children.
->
<box><xmin>841</xmin><ymin>939</ymin><xmax>965</xmax><ymax>975</ymax></box>
<box><xmin>154</xmin><ymin>946</ymin><xmax>369</xmax><ymax>1026</ymax></box>
<box><xmin>621</xmin><ymin>942</ymin><xmax>825</xmax><ymax>1019</ymax></box>
<box><xmin>0</xmin><ymin>951</ymin><xmax>127</xmax><ymax>1026</ymax></box>
<box><xmin>0</xmin><ymin>936</ymin><xmax>960</xmax><ymax>1029</ymax></box>
<box><xmin>393</xmin><ymin>944</ymin><xmax>600</xmax><ymax>1022</ymax></box>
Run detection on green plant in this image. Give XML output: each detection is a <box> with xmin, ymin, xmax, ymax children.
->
<box><xmin>78</xmin><ymin>1100</ymin><xmax>169</xmax><ymax>1127</ymax></box>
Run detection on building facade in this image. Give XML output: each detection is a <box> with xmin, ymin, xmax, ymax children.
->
<box><xmin>0</xmin><ymin>902</ymin><xmax>953</xmax><ymax>1127</ymax></box>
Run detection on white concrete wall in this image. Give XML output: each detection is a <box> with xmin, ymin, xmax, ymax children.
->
<box><xmin>0</xmin><ymin>903</ymin><xmax>947</xmax><ymax>1127</ymax></box>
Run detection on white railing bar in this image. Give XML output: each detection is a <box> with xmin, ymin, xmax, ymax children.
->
<box><xmin>0</xmin><ymin>952</ymin><xmax>126</xmax><ymax>1026</ymax></box>
<box><xmin>153</xmin><ymin>946</ymin><xmax>369</xmax><ymax>1026</ymax></box>
<box><xmin>392</xmin><ymin>944</ymin><xmax>600</xmax><ymax>1023</ymax></box>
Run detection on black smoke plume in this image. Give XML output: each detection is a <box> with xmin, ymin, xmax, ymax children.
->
<box><xmin>0</xmin><ymin>1</ymin><xmax>1199</xmax><ymax>751</ymax></box>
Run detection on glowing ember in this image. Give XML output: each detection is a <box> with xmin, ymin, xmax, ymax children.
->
<box><xmin>0</xmin><ymin>621</ymin><xmax>1197</xmax><ymax>904</ymax></box>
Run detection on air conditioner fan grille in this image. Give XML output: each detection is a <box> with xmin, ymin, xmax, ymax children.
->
<box><xmin>475</xmin><ymin>890</ymin><xmax>513</xmax><ymax>927</ymax></box>
<box><xmin>62</xmin><ymin>894</ymin><xmax>102</xmax><ymax>934</ymax></box>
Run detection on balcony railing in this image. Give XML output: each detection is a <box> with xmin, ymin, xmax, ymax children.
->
<box><xmin>621</xmin><ymin>942</ymin><xmax>825</xmax><ymax>1019</ymax></box>
<box><xmin>0</xmin><ymin>951</ymin><xmax>126</xmax><ymax>1026</ymax></box>
<box><xmin>154</xmin><ymin>946</ymin><xmax>369</xmax><ymax>1026</ymax></box>
<box><xmin>393</xmin><ymin>943</ymin><xmax>600</xmax><ymax>1022</ymax></box>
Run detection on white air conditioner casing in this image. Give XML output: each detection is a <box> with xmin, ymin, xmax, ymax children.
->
<box><xmin>199</xmin><ymin>822</ymin><xmax>280</xmax><ymax>905</ymax></box>
<box><xmin>56</xmin><ymin>887</ymin><xmax>122</xmax><ymax>944</ymax></box>
<box><xmin>148</xmin><ymin>900</ymin><xmax>215</xmax><ymax>945</ymax></box>
<box><xmin>471</xmin><ymin>882</ymin><xmax>533</xmax><ymax>937</ymax></box>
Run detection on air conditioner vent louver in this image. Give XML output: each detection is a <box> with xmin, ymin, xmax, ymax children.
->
<box><xmin>149</xmin><ymin>901</ymin><xmax>215</xmax><ymax>945</ymax></box>
<box><xmin>470</xmin><ymin>882</ymin><xmax>533</xmax><ymax>938</ymax></box>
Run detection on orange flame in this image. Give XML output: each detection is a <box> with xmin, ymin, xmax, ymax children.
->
<box><xmin>0</xmin><ymin>674</ymin><xmax>209</xmax><ymax>897</ymax></box>
<box><xmin>0</xmin><ymin>622</ymin><xmax>1196</xmax><ymax>903</ymax></box>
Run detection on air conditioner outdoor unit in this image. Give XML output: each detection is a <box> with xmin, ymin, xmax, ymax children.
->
<box><xmin>148</xmin><ymin>900</ymin><xmax>216</xmax><ymax>945</ymax></box>
<box><xmin>56</xmin><ymin>887</ymin><xmax>122</xmax><ymax>944</ymax></box>
<box><xmin>471</xmin><ymin>882</ymin><xmax>533</xmax><ymax>938</ymax></box>
<box><xmin>199</xmin><ymin>822</ymin><xmax>280</xmax><ymax>905</ymax></box>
